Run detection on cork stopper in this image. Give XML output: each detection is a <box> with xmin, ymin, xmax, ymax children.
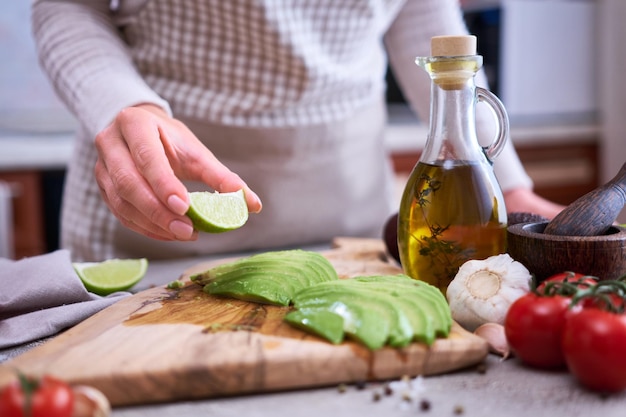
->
<box><xmin>431</xmin><ymin>35</ymin><xmax>477</xmax><ymax>57</ymax></box>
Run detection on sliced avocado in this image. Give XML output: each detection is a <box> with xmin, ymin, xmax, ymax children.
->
<box><xmin>204</xmin><ymin>273</ymin><xmax>296</xmax><ymax>306</ymax></box>
<box><xmin>292</xmin><ymin>280</ymin><xmax>414</xmax><ymax>349</ymax></box>
<box><xmin>299</xmin><ymin>254</ymin><xmax>340</xmax><ymax>285</ymax></box>
<box><xmin>324</xmin><ymin>299</ymin><xmax>390</xmax><ymax>350</ymax></box>
<box><xmin>206</xmin><ymin>264</ymin><xmax>310</xmax><ymax>292</ymax></box>
<box><xmin>351</xmin><ymin>279</ymin><xmax>437</xmax><ymax>345</ymax></box>
<box><xmin>354</xmin><ymin>275</ymin><xmax>453</xmax><ymax>337</ymax></box>
<box><xmin>289</xmin><ymin>275</ymin><xmax>452</xmax><ymax>348</ymax></box>
<box><xmin>191</xmin><ymin>249</ymin><xmax>339</xmax><ymax>306</ymax></box>
<box><xmin>284</xmin><ymin>309</ymin><xmax>345</xmax><ymax>345</ymax></box>
<box><xmin>191</xmin><ymin>250</ymin><xmax>336</xmax><ymax>279</ymax></box>
<box><xmin>411</xmin><ymin>281</ymin><xmax>453</xmax><ymax>335</ymax></box>
<box><xmin>400</xmin><ymin>279</ymin><xmax>453</xmax><ymax>336</ymax></box>
<box><xmin>190</xmin><ymin>250</ymin><xmax>338</xmax><ymax>289</ymax></box>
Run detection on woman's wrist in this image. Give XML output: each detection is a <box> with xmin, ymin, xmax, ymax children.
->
<box><xmin>133</xmin><ymin>103</ymin><xmax>170</xmax><ymax>118</ymax></box>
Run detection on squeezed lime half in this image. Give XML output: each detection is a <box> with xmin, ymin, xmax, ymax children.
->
<box><xmin>186</xmin><ymin>189</ymin><xmax>249</xmax><ymax>233</ymax></box>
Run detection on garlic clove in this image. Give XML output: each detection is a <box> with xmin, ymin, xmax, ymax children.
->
<box><xmin>474</xmin><ymin>323</ymin><xmax>511</xmax><ymax>359</ymax></box>
<box><xmin>72</xmin><ymin>385</ymin><xmax>111</xmax><ymax>417</ymax></box>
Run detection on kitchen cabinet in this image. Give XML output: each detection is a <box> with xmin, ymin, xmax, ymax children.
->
<box><xmin>514</xmin><ymin>141</ymin><xmax>598</xmax><ymax>206</ymax></box>
<box><xmin>0</xmin><ymin>169</ymin><xmax>65</xmax><ymax>259</ymax></box>
<box><xmin>0</xmin><ymin>171</ymin><xmax>46</xmax><ymax>259</ymax></box>
<box><xmin>0</xmin><ymin>131</ymin><xmax>73</xmax><ymax>259</ymax></box>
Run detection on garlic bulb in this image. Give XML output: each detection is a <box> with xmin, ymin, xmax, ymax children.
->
<box><xmin>446</xmin><ymin>254</ymin><xmax>531</xmax><ymax>331</ymax></box>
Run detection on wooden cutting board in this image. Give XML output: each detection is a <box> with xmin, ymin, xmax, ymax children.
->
<box><xmin>0</xmin><ymin>238</ymin><xmax>488</xmax><ymax>407</ymax></box>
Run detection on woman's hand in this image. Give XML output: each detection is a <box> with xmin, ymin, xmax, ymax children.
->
<box><xmin>94</xmin><ymin>104</ymin><xmax>262</xmax><ymax>241</ymax></box>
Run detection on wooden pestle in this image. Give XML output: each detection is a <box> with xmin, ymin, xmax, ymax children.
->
<box><xmin>544</xmin><ymin>162</ymin><xmax>626</xmax><ymax>236</ymax></box>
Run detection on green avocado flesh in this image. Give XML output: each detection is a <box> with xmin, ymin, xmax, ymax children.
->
<box><xmin>287</xmin><ymin>275</ymin><xmax>451</xmax><ymax>349</ymax></box>
<box><xmin>190</xmin><ymin>250</ymin><xmax>339</xmax><ymax>306</ymax></box>
<box><xmin>190</xmin><ymin>250</ymin><xmax>451</xmax><ymax>349</ymax></box>
<box><xmin>283</xmin><ymin>309</ymin><xmax>345</xmax><ymax>345</ymax></box>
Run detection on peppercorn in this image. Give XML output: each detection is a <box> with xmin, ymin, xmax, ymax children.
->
<box><xmin>372</xmin><ymin>391</ymin><xmax>382</xmax><ymax>402</ymax></box>
<box><xmin>476</xmin><ymin>363</ymin><xmax>487</xmax><ymax>374</ymax></box>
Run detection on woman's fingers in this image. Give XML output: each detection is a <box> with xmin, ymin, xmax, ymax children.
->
<box><xmin>94</xmin><ymin>110</ymin><xmax>195</xmax><ymax>240</ymax></box>
<box><xmin>96</xmin><ymin>157</ymin><xmax>197</xmax><ymax>241</ymax></box>
<box><xmin>115</xmin><ymin>107</ymin><xmax>191</xmax><ymax>216</ymax></box>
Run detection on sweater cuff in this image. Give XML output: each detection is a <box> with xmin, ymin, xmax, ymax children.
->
<box><xmin>79</xmin><ymin>79</ymin><xmax>172</xmax><ymax>140</ymax></box>
<box><xmin>492</xmin><ymin>140</ymin><xmax>534</xmax><ymax>192</ymax></box>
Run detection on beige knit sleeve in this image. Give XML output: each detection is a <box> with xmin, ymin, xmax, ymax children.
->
<box><xmin>383</xmin><ymin>0</ymin><xmax>533</xmax><ymax>192</ymax></box>
<box><xmin>31</xmin><ymin>0</ymin><xmax>171</xmax><ymax>140</ymax></box>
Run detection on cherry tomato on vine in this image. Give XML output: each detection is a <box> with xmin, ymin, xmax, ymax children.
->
<box><xmin>504</xmin><ymin>292</ymin><xmax>574</xmax><ymax>369</ymax></box>
<box><xmin>0</xmin><ymin>374</ymin><xmax>74</xmax><ymax>417</ymax></box>
<box><xmin>536</xmin><ymin>271</ymin><xmax>597</xmax><ymax>294</ymax></box>
<box><xmin>563</xmin><ymin>306</ymin><xmax>626</xmax><ymax>393</ymax></box>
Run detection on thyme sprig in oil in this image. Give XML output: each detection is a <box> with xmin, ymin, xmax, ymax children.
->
<box><xmin>411</xmin><ymin>174</ymin><xmax>474</xmax><ymax>288</ymax></box>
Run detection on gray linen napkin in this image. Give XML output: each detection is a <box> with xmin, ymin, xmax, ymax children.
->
<box><xmin>0</xmin><ymin>249</ymin><xmax>130</xmax><ymax>349</ymax></box>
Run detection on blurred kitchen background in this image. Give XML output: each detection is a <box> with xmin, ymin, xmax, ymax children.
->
<box><xmin>1</xmin><ymin>0</ymin><xmax>625</xmax><ymax>259</ymax></box>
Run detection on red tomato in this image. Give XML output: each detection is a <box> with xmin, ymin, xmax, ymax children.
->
<box><xmin>536</xmin><ymin>271</ymin><xmax>597</xmax><ymax>295</ymax></box>
<box><xmin>563</xmin><ymin>308</ymin><xmax>626</xmax><ymax>393</ymax></box>
<box><xmin>0</xmin><ymin>375</ymin><xmax>74</xmax><ymax>417</ymax></box>
<box><xmin>504</xmin><ymin>292</ymin><xmax>573</xmax><ymax>369</ymax></box>
<box><xmin>580</xmin><ymin>292</ymin><xmax>623</xmax><ymax>311</ymax></box>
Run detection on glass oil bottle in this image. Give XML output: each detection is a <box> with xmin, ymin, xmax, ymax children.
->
<box><xmin>397</xmin><ymin>35</ymin><xmax>509</xmax><ymax>293</ymax></box>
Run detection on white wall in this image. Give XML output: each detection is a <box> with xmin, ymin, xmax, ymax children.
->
<box><xmin>500</xmin><ymin>0</ymin><xmax>597</xmax><ymax>124</ymax></box>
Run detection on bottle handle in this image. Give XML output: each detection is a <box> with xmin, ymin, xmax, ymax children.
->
<box><xmin>476</xmin><ymin>87</ymin><xmax>509</xmax><ymax>163</ymax></box>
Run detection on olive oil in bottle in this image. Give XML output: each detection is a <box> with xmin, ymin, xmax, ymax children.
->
<box><xmin>398</xmin><ymin>161</ymin><xmax>507</xmax><ymax>292</ymax></box>
<box><xmin>397</xmin><ymin>35</ymin><xmax>509</xmax><ymax>293</ymax></box>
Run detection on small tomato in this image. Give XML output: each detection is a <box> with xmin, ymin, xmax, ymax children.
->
<box><xmin>504</xmin><ymin>292</ymin><xmax>573</xmax><ymax>369</ymax></box>
<box><xmin>0</xmin><ymin>374</ymin><xmax>74</xmax><ymax>417</ymax></box>
<box><xmin>536</xmin><ymin>271</ymin><xmax>597</xmax><ymax>295</ymax></box>
<box><xmin>563</xmin><ymin>307</ymin><xmax>626</xmax><ymax>393</ymax></box>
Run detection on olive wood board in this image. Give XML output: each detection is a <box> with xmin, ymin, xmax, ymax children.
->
<box><xmin>1</xmin><ymin>237</ymin><xmax>488</xmax><ymax>407</ymax></box>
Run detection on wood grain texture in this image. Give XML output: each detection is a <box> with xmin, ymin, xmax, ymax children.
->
<box><xmin>1</xmin><ymin>238</ymin><xmax>488</xmax><ymax>406</ymax></box>
<box><xmin>508</xmin><ymin>222</ymin><xmax>626</xmax><ymax>282</ymax></box>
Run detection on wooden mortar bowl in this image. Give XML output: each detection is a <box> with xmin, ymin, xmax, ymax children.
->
<box><xmin>507</xmin><ymin>222</ymin><xmax>626</xmax><ymax>282</ymax></box>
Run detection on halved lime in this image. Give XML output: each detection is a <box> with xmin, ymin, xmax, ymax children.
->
<box><xmin>186</xmin><ymin>189</ymin><xmax>249</xmax><ymax>233</ymax></box>
<box><xmin>73</xmin><ymin>258</ymin><xmax>148</xmax><ymax>296</ymax></box>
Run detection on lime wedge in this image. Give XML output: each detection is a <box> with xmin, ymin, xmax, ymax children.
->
<box><xmin>73</xmin><ymin>258</ymin><xmax>148</xmax><ymax>296</ymax></box>
<box><xmin>186</xmin><ymin>189</ymin><xmax>249</xmax><ymax>233</ymax></box>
